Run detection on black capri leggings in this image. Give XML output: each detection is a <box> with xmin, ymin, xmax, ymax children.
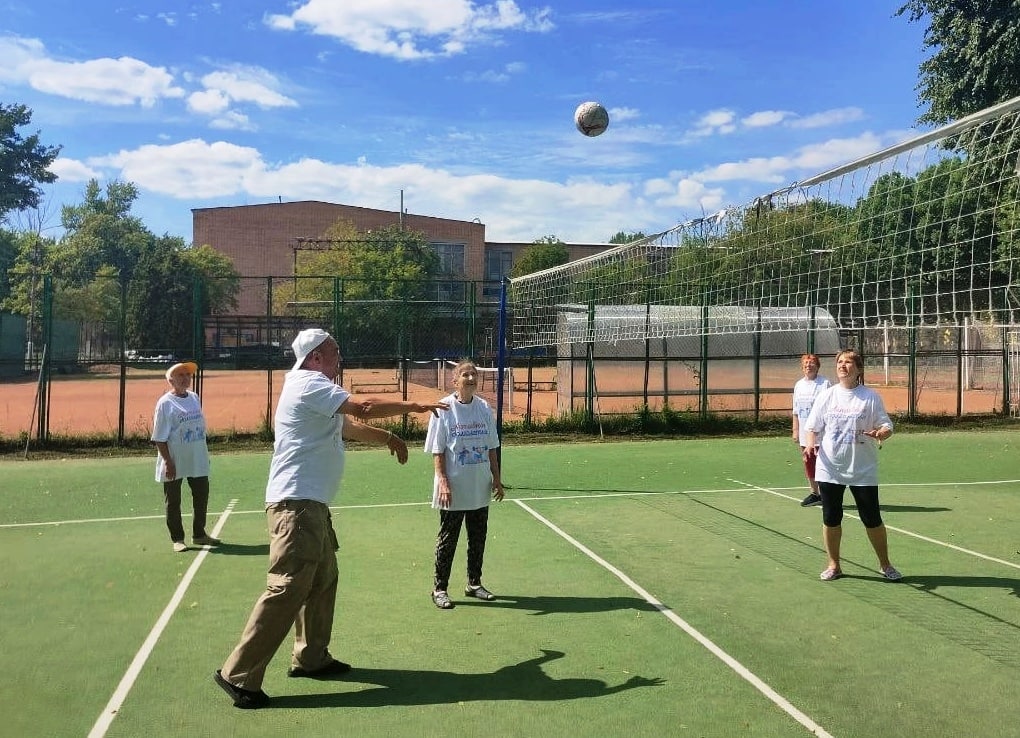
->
<box><xmin>817</xmin><ymin>481</ymin><xmax>884</xmax><ymax>528</ymax></box>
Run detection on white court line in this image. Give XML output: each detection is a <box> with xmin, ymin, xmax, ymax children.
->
<box><xmin>7</xmin><ymin>479</ymin><xmax>1016</xmax><ymax>530</ymax></box>
<box><xmin>512</xmin><ymin>498</ymin><xmax>834</xmax><ymax>738</ymax></box>
<box><xmin>0</xmin><ymin>501</ymin><xmax>432</xmax><ymax>530</ymax></box>
<box><xmin>730</xmin><ymin>479</ymin><xmax>1020</xmax><ymax>571</ymax></box>
<box><xmin>87</xmin><ymin>499</ymin><xmax>238</xmax><ymax>738</ymax></box>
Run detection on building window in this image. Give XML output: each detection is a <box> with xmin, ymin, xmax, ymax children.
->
<box><xmin>433</xmin><ymin>242</ymin><xmax>465</xmax><ymax>276</ymax></box>
<box><xmin>436</xmin><ymin>281</ymin><xmax>466</xmax><ymax>304</ymax></box>
<box><xmin>485</xmin><ymin>249</ymin><xmax>513</xmax><ymax>280</ymax></box>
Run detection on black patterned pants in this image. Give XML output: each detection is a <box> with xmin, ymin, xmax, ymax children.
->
<box><xmin>433</xmin><ymin>506</ymin><xmax>489</xmax><ymax>591</ymax></box>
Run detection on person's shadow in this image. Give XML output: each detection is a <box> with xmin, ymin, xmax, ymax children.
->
<box><xmin>903</xmin><ymin>574</ymin><xmax>1020</xmax><ymax>597</ymax></box>
<box><xmin>461</xmin><ymin>594</ymin><xmax>660</xmax><ymax>616</ymax></box>
<box><xmin>209</xmin><ymin>542</ymin><xmax>269</xmax><ymax>556</ymax></box>
<box><xmin>269</xmin><ymin>649</ymin><xmax>664</xmax><ymax>709</ymax></box>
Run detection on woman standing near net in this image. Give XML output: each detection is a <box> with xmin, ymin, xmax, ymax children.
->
<box><xmin>803</xmin><ymin>349</ymin><xmax>901</xmax><ymax>582</ymax></box>
<box><xmin>426</xmin><ymin>359</ymin><xmax>504</xmax><ymax>609</ymax></box>
<box><xmin>792</xmin><ymin>354</ymin><xmax>831</xmax><ymax>507</ymax></box>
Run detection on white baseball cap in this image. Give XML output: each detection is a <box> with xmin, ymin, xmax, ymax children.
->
<box><xmin>291</xmin><ymin>328</ymin><xmax>332</xmax><ymax>371</ymax></box>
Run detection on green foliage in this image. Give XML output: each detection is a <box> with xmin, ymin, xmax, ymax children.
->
<box><xmin>0</xmin><ymin>229</ymin><xmax>17</xmax><ymax>303</ymax></box>
<box><xmin>707</xmin><ymin>199</ymin><xmax>854</xmax><ymax>306</ymax></box>
<box><xmin>608</xmin><ymin>230</ymin><xmax>646</xmax><ymax>244</ymax></box>
<box><xmin>898</xmin><ymin>0</ymin><xmax>1020</xmax><ymax>125</ymax></box>
<box><xmin>275</xmin><ymin>221</ymin><xmax>440</xmax><ymax>358</ymax></box>
<box><xmin>0</xmin><ymin>103</ymin><xmax>60</xmax><ymax>220</ymax></box>
<box><xmin>181</xmin><ymin>244</ymin><xmax>241</xmax><ymax>315</ymax></box>
<box><xmin>54</xmin><ymin>179</ymin><xmax>149</xmax><ymax>285</ymax></box>
<box><xmin>510</xmin><ymin>237</ymin><xmax>569</xmax><ymax>277</ymax></box>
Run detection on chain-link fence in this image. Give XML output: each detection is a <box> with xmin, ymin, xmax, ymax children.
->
<box><xmin>0</xmin><ymin>275</ymin><xmax>504</xmax><ymax>441</ymax></box>
<box><xmin>0</xmin><ymin>274</ymin><xmax>1015</xmax><ymax>442</ymax></box>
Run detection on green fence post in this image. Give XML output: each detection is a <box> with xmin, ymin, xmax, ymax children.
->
<box><xmin>643</xmin><ymin>297</ymin><xmax>650</xmax><ymax>409</ymax></box>
<box><xmin>38</xmin><ymin>274</ymin><xmax>53</xmax><ymax>441</ymax></box>
<box><xmin>907</xmin><ymin>285</ymin><xmax>917</xmax><ymax>418</ymax></box>
<box><xmin>193</xmin><ymin>276</ymin><xmax>204</xmax><ymax>398</ymax></box>
<box><xmin>700</xmin><ymin>306</ymin><xmax>709</xmax><ymax>418</ymax></box>
<box><xmin>586</xmin><ymin>299</ymin><xmax>595</xmax><ymax>425</ymax></box>
<box><xmin>753</xmin><ymin>304</ymin><xmax>762</xmax><ymax>423</ymax></box>
<box><xmin>117</xmin><ymin>273</ymin><xmax>128</xmax><ymax>445</ymax></box>
<box><xmin>468</xmin><ymin>280</ymin><xmax>476</xmax><ymax>359</ymax></box>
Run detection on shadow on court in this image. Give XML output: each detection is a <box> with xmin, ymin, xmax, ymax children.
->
<box><xmin>455</xmin><ymin>594</ymin><xmax>660</xmax><ymax>615</ymax></box>
<box><xmin>905</xmin><ymin>574</ymin><xmax>1020</xmax><ymax>598</ymax></box>
<box><xmin>877</xmin><ymin>504</ymin><xmax>952</xmax><ymax>513</ymax></box>
<box><xmin>507</xmin><ymin>485</ymin><xmax>673</xmax><ymax>495</ymax></box>
<box><xmin>209</xmin><ymin>542</ymin><xmax>269</xmax><ymax>556</ymax></box>
<box><xmin>267</xmin><ymin>649</ymin><xmax>664</xmax><ymax>708</ymax></box>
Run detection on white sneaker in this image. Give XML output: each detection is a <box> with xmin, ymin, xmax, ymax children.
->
<box><xmin>172</xmin><ymin>541</ymin><xmax>188</xmax><ymax>553</ymax></box>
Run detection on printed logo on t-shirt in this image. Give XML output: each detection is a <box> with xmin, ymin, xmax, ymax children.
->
<box><xmin>178</xmin><ymin>411</ymin><xmax>206</xmax><ymax>443</ymax></box>
<box><xmin>455</xmin><ymin>446</ymin><xmax>489</xmax><ymax>466</ymax></box>
<box><xmin>451</xmin><ymin>420</ymin><xmax>488</xmax><ymax>438</ymax></box>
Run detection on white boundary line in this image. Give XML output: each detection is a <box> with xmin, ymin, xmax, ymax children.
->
<box><xmin>730</xmin><ymin>479</ymin><xmax>1020</xmax><ymax>571</ymax></box>
<box><xmin>512</xmin><ymin>498</ymin><xmax>834</xmax><ymax>738</ymax></box>
<box><xmin>87</xmin><ymin>499</ymin><xmax>238</xmax><ymax>738</ymax></box>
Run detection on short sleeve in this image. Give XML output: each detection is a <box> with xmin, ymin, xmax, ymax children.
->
<box><xmin>424</xmin><ymin>411</ymin><xmax>447</xmax><ymax>454</ymax></box>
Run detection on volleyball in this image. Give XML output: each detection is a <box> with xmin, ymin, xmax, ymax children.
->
<box><xmin>574</xmin><ymin>101</ymin><xmax>609</xmax><ymax>137</ymax></box>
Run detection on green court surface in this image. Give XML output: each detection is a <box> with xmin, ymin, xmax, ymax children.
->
<box><xmin>1</xmin><ymin>431</ymin><xmax>1018</xmax><ymax>737</ymax></box>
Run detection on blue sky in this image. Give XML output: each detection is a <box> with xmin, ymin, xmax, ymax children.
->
<box><xmin>1</xmin><ymin>1</ymin><xmax>930</xmax><ymax>244</ymax></box>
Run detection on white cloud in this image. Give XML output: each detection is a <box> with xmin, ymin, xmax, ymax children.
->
<box><xmin>90</xmin><ymin>139</ymin><xmax>264</xmax><ymax>198</ymax></box>
<box><xmin>789</xmin><ymin>106</ymin><xmax>865</xmax><ymax>129</ymax></box>
<box><xmin>209</xmin><ymin>111</ymin><xmax>254</xmax><ymax>131</ymax></box>
<box><xmin>83</xmin><ymin>138</ymin><xmax>668</xmax><ymax>241</ymax></box>
<box><xmin>48</xmin><ymin>158</ymin><xmax>100</xmax><ymax>182</ymax></box>
<box><xmin>742</xmin><ymin>110</ymin><xmax>790</xmax><ymax>128</ymax></box>
<box><xmin>186</xmin><ymin>66</ymin><xmax>295</xmax><ymax>128</ymax></box>
<box><xmin>462</xmin><ymin>62</ymin><xmax>526</xmax><ymax>83</ymax></box>
<box><xmin>688</xmin><ymin>109</ymin><xmax>736</xmax><ymax>137</ymax></box>
<box><xmin>608</xmin><ymin>106</ymin><xmax>639</xmax><ymax>123</ymax></box>
<box><xmin>188</xmin><ymin>89</ymin><xmax>230</xmax><ymax>115</ymax></box>
<box><xmin>692</xmin><ymin>131</ymin><xmax>898</xmax><ymax>184</ymax></box>
<box><xmin>198</xmin><ymin>68</ymin><xmax>297</xmax><ymax>109</ymax></box>
<box><xmin>265</xmin><ymin>0</ymin><xmax>554</xmax><ymax>61</ymax></box>
<box><xmin>0</xmin><ymin>35</ymin><xmax>184</xmax><ymax>107</ymax></box>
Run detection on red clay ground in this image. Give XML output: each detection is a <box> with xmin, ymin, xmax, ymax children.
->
<box><xmin>0</xmin><ymin>364</ymin><xmax>1001</xmax><ymax>439</ymax></box>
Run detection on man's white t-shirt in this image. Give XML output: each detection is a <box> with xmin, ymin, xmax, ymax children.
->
<box><xmin>424</xmin><ymin>393</ymin><xmax>499</xmax><ymax>511</ymax></box>
<box><xmin>151</xmin><ymin>390</ymin><xmax>210</xmax><ymax>481</ymax></box>
<box><xmin>265</xmin><ymin>370</ymin><xmax>351</xmax><ymax>505</ymax></box>
<box><xmin>804</xmin><ymin>383</ymin><xmax>892</xmax><ymax>486</ymax></box>
<box><xmin>792</xmin><ymin>374</ymin><xmax>831</xmax><ymax>446</ymax></box>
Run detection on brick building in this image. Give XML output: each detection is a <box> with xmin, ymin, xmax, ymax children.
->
<box><xmin>192</xmin><ymin>200</ymin><xmax>614</xmax><ymax>316</ymax></box>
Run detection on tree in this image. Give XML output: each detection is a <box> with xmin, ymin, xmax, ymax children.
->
<box><xmin>0</xmin><ymin>103</ymin><xmax>61</xmax><ymax>221</ymax></box>
<box><xmin>181</xmin><ymin>244</ymin><xmax>241</xmax><ymax>316</ymax></box>
<box><xmin>54</xmin><ymin>179</ymin><xmax>149</xmax><ymax>285</ymax></box>
<box><xmin>125</xmin><ymin>244</ymin><xmax>189</xmax><ymax>354</ymax></box>
<box><xmin>608</xmin><ymin>231</ymin><xmax>646</xmax><ymax>244</ymax></box>
<box><xmin>510</xmin><ymin>236</ymin><xmax>570</xmax><ymax>278</ymax></box>
<box><xmin>897</xmin><ymin>1</ymin><xmax>1020</xmax><ymax>125</ymax></box>
<box><xmin>274</xmin><ymin>221</ymin><xmax>441</xmax><ymax>358</ymax></box>
<box><xmin>0</xmin><ymin>229</ymin><xmax>16</xmax><ymax>304</ymax></box>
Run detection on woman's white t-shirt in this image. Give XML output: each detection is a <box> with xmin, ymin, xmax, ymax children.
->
<box><xmin>792</xmin><ymin>375</ymin><xmax>831</xmax><ymax>446</ymax></box>
<box><xmin>151</xmin><ymin>390</ymin><xmax>210</xmax><ymax>481</ymax></box>
<box><xmin>424</xmin><ymin>393</ymin><xmax>499</xmax><ymax>511</ymax></box>
<box><xmin>804</xmin><ymin>383</ymin><xmax>892</xmax><ymax>486</ymax></box>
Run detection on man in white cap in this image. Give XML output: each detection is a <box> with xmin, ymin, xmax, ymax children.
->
<box><xmin>152</xmin><ymin>360</ymin><xmax>220</xmax><ymax>552</ymax></box>
<box><xmin>215</xmin><ymin>328</ymin><xmax>448</xmax><ymax>709</ymax></box>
